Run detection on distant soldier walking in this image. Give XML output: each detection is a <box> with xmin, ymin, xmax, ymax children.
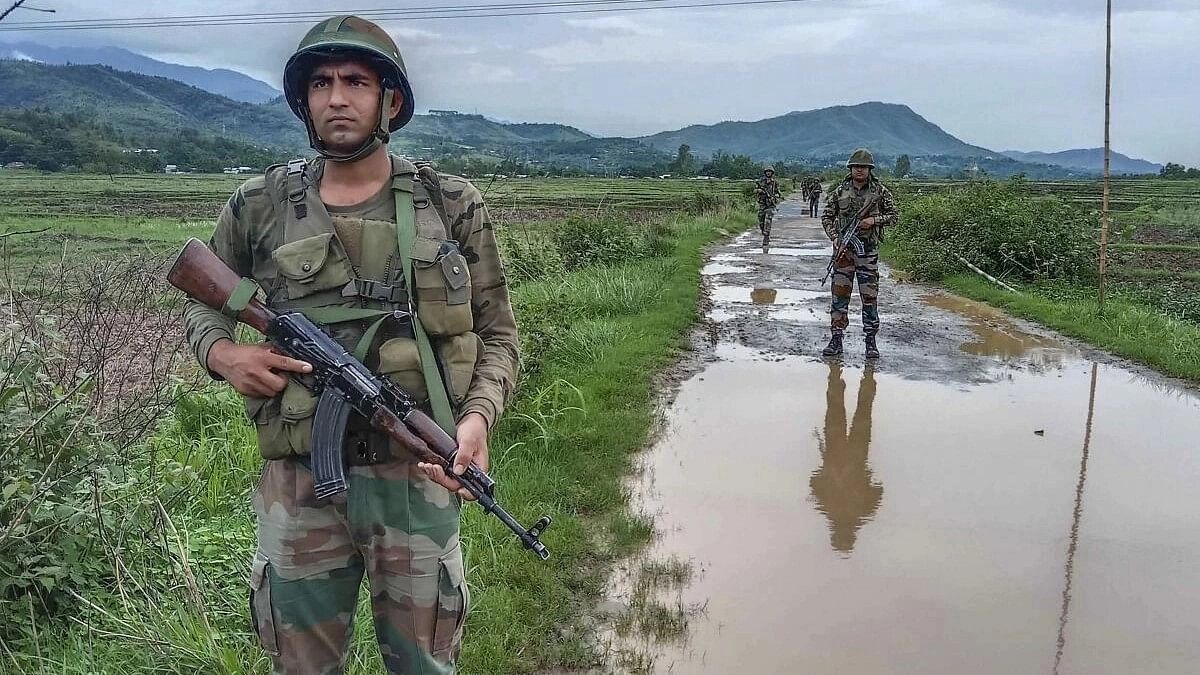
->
<box><xmin>755</xmin><ymin>166</ymin><xmax>782</xmax><ymax>252</ymax></box>
<box><xmin>820</xmin><ymin>148</ymin><xmax>899</xmax><ymax>359</ymax></box>
<box><xmin>807</xmin><ymin>181</ymin><xmax>822</xmax><ymax>218</ymax></box>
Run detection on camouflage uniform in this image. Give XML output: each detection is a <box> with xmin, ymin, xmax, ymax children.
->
<box><xmin>754</xmin><ymin>173</ymin><xmax>781</xmax><ymax>245</ymax></box>
<box><xmin>807</xmin><ymin>182</ymin><xmax>822</xmax><ymax>218</ymax></box>
<box><xmin>181</xmin><ymin>16</ymin><xmax>518</xmax><ymax>674</ymax></box>
<box><xmin>820</xmin><ymin>172</ymin><xmax>898</xmax><ymax>337</ymax></box>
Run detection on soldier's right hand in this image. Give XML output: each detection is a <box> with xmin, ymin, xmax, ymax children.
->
<box><xmin>207</xmin><ymin>338</ymin><xmax>313</xmax><ymax>398</ymax></box>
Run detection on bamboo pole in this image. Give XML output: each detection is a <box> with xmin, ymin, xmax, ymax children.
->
<box><xmin>1098</xmin><ymin>0</ymin><xmax>1113</xmax><ymax>307</ymax></box>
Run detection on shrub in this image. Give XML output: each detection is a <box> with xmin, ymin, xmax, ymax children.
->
<box><xmin>889</xmin><ymin>178</ymin><xmax>1098</xmax><ymax>282</ymax></box>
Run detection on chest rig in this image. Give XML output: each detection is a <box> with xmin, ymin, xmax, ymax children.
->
<box><xmin>261</xmin><ymin>156</ymin><xmax>471</xmax><ymax>435</ymax></box>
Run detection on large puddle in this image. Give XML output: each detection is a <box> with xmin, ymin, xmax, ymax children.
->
<box><xmin>604</xmin><ymin>203</ymin><xmax>1200</xmax><ymax>675</ymax></box>
<box><xmin>617</xmin><ymin>356</ymin><xmax>1200</xmax><ymax>674</ymax></box>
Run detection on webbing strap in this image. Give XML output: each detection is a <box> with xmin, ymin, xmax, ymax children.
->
<box><xmin>222</xmin><ymin>278</ymin><xmax>260</xmax><ymax>318</ymax></box>
<box><xmin>298</xmin><ymin>306</ymin><xmax>396</xmax><ymax>362</ymax></box>
<box><xmin>393</xmin><ymin>173</ymin><xmax>457</xmax><ymax>435</ymax></box>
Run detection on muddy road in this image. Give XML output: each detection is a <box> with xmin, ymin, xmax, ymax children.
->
<box><xmin>606</xmin><ymin>199</ymin><xmax>1200</xmax><ymax>674</ymax></box>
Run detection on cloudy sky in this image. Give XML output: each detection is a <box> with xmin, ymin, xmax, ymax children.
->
<box><xmin>3</xmin><ymin>0</ymin><xmax>1198</xmax><ymax>164</ymax></box>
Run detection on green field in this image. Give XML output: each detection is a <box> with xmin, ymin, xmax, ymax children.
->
<box><xmin>0</xmin><ymin>170</ymin><xmax>753</xmax><ymax>673</ymax></box>
<box><xmin>887</xmin><ymin>176</ymin><xmax>1200</xmax><ymax>378</ymax></box>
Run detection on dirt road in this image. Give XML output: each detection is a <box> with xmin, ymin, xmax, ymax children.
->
<box><xmin>605</xmin><ymin>198</ymin><xmax>1200</xmax><ymax>674</ymax></box>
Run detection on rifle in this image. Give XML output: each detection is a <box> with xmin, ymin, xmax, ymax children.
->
<box><xmin>820</xmin><ymin>195</ymin><xmax>878</xmax><ymax>286</ymax></box>
<box><xmin>168</xmin><ymin>239</ymin><xmax>552</xmax><ymax>560</ymax></box>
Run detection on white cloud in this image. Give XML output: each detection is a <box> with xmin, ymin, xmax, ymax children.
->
<box><xmin>563</xmin><ymin>16</ymin><xmax>663</xmax><ymax>36</ymax></box>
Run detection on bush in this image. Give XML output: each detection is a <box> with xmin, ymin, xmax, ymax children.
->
<box><xmin>555</xmin><ymin>215</ymin><xmax>656</xmax><ymax>270</ymax></box>
<box><xmin>888</xmin><ymin>178</ymin><xmax>1098</xmax><ymax>282</ymax></box>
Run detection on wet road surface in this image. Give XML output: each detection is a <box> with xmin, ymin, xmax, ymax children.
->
<box><xmin>604</xmin><ymin>199</ymin><xmax>1200</xmax><ymax>674</ymax></box>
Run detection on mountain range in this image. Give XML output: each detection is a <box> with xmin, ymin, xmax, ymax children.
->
<box><xmin>641</xmin><ymin>102</ymin><xmax>995</xmax><ymax>161</ymax></box>
<box><xmin>1000</xmin><ymin>148</ymin><xmax>1161</xmax><ymax>175</ymax></box>
<box><xmin>0</xmin><ymin>44</ymin><xmax>1166</xmax><ymax>176</ymax></box>
<box><xmin>0</xmin><ymin>42</ymin><xmax>281</xmax><ymax>104</ymax></box>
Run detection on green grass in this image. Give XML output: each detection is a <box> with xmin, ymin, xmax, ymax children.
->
<box><xmin>939</xmin><ymin>275</ymin><xmax>1200</xmax><ymax>381</ymax></box>
<box><xmin>1109</xmin><ymin>242</ymin><xmax>1200</xmax><ymax>252</ymax></box>
<box><xmin>1</xmin><ymin>178</ymin><xmax>754</xmax><ymax>673</ymax></box>
<box><xmin>1110</xmin><ymin>268</ymin><xmax>1200</xmax><ymax>282</ymax></box>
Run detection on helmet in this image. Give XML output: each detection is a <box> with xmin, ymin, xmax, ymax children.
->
<box><xmin>846</xmin><ymin>148</ymin><xmax>875</xmax><ymax>168</ymax></box>
<box><xmin>763</xmin><ymin>165</ymin><xmax>775</xmax><ymax>174</ymax></box>
<box><xmin>283</xmin><ymin>16</ymin><xmax>415</xmax><ymax>161</ymax></box>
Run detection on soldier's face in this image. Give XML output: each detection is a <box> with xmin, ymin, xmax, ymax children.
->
<box><xmin>851</xmin><ymin>165</ymin><xmax>870</xmax><ymax>183</ymax></box>
<box><xmin>307</xmin><ymin>60</ymin><xmax>402</xmax><ymax>152</ymax></box>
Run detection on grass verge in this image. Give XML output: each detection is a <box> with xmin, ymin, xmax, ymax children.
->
<box><xmin>4</xmin><ymin>207</ymin><xmax>754</xmax><ymax>674</ymax></box>
<box><xmin>938</xmin><ymin>274</ymin><xmax>1200</xmax><ymax>382</ymax></box>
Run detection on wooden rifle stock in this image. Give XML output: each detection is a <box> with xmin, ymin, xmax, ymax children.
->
<box><xmin>167</xmin><ymin>238</ymin><xmax>274</xmax><ymax>333</ymax></box>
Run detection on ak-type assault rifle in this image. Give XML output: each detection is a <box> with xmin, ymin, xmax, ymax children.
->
<box><xmin>168</xmin><ymin>239</ymin><xmax>551</xmax><ymax>560</ymax></box>
<box><xmin>820</xmin><ymin>195</ymin><xmax>879</xmax><ymax>286</ymax></box>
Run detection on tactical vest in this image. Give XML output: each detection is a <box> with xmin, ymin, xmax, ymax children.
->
<box><xmin>247</xmin><ymin>156</ymin><xmax>481</xmax><ymax>460</ymax></box>
<box><xmin>832</xmin><ymin>177</ymin><xmax>885</xmax><ymax>246</ymax></box>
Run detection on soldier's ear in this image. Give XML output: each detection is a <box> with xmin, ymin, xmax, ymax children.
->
<box><xmin>387</xmin><ymin>88</ymin><xmax>404</xmax><ymax>120</ymax></box>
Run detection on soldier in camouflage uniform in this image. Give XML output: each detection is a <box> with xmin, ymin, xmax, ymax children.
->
<box><xmin>181</xmin><ymin>16</ymin><xmax>518</xmax><ymax>674</ymax></box>
<box><xmin>807</xmin><ymin>180</ymin><xmax>822</xmax><ymax>218</ymax></box>
<box><xmin>820</xmin><ymin>148</ymin><xmax>898</xmax><ymax>359</ymax></box>
<box><xmin>754</xmin><ymin>166</ymin><xmax>782</xmax><ymax>252</ymax></box>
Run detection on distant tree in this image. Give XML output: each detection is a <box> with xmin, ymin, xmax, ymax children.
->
<box><xmin>894</xmin><ymin>154</ymin><xmax>911</xmax><ymax>178</ymax></box>
<box><xmin>1159</xmin><ymin>162</ymin><xmax>1187</xmax><ymax>179</ymax></box>
<box><xmin>1158</xmin><ymin>162</ymin><xmax>1200</xmax><ymax>180</ymax></box>
<box><xmin>670</xmin><ymin>143</ymin><xmax>696</xmax><ymax>177</ymax></box>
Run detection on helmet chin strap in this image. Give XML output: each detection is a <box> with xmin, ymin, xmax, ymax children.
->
<box><xmin>307</xmin><ymin>89</ymin><xmax>395</xmax><ymax>163</ymax></box>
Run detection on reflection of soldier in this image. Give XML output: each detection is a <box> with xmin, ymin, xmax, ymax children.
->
<box><xmin>810</xmin><ymin>363</ymin><xmax>881</xmax><ymax>553</ymax></box>
<box><xmin>820</xmin><ymin>148</ymin><xmax>899</xmax><ymax>359</ymax></box>
<box><xmin>754</xmin><ymin>166</ymin><xmax>781</xmax><ymax>252</ymax></box>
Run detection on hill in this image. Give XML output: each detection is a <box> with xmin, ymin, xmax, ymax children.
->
<box><xmin>640</xmin><ymin>102</ymin><xmax>995</xmax><ymax>161</ymax></box>
<box><xmin>0</xmin><ymin>60</ymin><xmax>305</xmax><ymax>150</ymax></box>
<box><xmin>0</xmin><ymin>42</ymin><xmax>281</xmax><ymax>104</ymax></box>
<box><xmin>1000</xmin><ymin>148</ymin><xmax>1161</xmax><ymax>175</ymax></box>
<box><xmin>0</xmin><ymin>62</ymin><xmax>655</xmax><ymax>170</ymax></box>
<box><xmin>0</xmin><ymin>108</ymin><xmax>276</xmax><ymax>172</ymax></box>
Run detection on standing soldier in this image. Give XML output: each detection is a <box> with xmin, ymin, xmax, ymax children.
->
<box><xmin>808</xmin><ymin>180</ymin><xmax>822</xmax><ymax>218</ymax></box>
<box><xmin>181</xmin><ymin>15</ymin><xmax>519</xmax><ymax>673</ymax></box>
<box><xmin>820</xmin><ymin>148</ymin><xmax>899</xmax><ymax>359</ymax></box>
<box><xmin>755</xmin><ymin>165</ymin><xmax>782</xmax><ymax>252</ymax></box>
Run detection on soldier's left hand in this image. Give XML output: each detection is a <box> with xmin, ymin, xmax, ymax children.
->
<box><xmin>858</xmin><ymin>216</ymin><xmax>876</xmax><ymax>230</ymax></box>
<box><xmin>418</xmin><ymin>411</ymin><xmax>490</xmax><ymax>500</ymax></box>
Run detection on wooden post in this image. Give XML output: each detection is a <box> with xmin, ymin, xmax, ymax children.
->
<box><xmin>1098</xmin><ymin>0</ymin><xmax>1113</xmax><ymax>308</ymax></box>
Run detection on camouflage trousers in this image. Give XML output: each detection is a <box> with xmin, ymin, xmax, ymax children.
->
<box><xmin>250</xmin><ymin>456</ymin><xmax>468</xmax><ymax>675</ymax></box>
<box><xmin>808</xmin><ymin>197</ymin><xmax>820</xmax><ymax>218</ymax></box>
<box><xmin>829</xmin><ymin>246</ymin><xmax>880</xmax><ymax>335</ymax></box>
<box><xmin>758</xmin><ymin>205</ymin><xmax>775</xmax><ymax>249</ymax></box>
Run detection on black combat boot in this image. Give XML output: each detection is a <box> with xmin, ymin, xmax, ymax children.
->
<box><xmin>821</xmin><ymin>333</ymin><xmax>844</xmax><ymax>357</ymax></box>
<box><xmin>865</xmin><ymin>334</ymin><xmax>880</xmax><ymax>359</ymax></box>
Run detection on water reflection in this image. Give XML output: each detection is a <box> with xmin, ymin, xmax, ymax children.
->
<box><xmin>810</xmin><ymin>363</ymin><xmax>882</xmax><ymax>553</ymax></box>
<box><xmin>751</xmin><ymin>287</ymin><xmax>778</xmax><ymax>304</ymax></box>
<box><xmin>1054</xmin><ymin>362</ymin><xmax>1099</xmax><ymax>675</ymax></box>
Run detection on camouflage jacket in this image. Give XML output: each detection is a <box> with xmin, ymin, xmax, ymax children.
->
<box><xmin>820</xmin><ymin>175</ymin><xmax>899</xmax><ymax>246</ymax></box>
<box><xmin>182</xmin><ymin>154</ymin><xmax>519</xmax><ymax>430</ymax></box>
<box><xmin>755</xmin><ymin>177</ymin><xmax>781</xmax><ymax>207</ymax></box>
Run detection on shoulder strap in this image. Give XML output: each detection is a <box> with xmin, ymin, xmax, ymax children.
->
<box><xmin>393</xmin><ymin>172</ymin><xmax>457</xmax><ymax>435</ymax></box>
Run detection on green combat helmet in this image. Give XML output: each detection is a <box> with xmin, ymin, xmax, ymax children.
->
<box><xmin>764</xmin><ymin>165</ymin><xmax>775</xmax><ymax>174</ymax></box>
<box><xmin>283</xmin><ymin>15</ymin><xmax>415</xmax><ymax>162</ymax></box>
<box><xmin>846</xmin><ymin>148</ymin><xmax>875</xmax><ymax>167</ymax></box>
